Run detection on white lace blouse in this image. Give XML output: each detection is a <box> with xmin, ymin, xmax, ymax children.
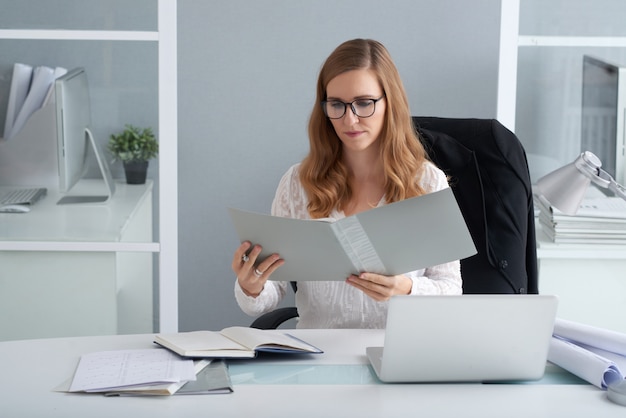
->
<box><xmin>234</xmin><ymin>161</ymin><xmax>462</xmax><ymax>329</ymax></box>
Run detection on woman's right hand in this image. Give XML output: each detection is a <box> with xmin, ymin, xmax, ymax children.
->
<box><xmin>232</xmin><ymin>241</ymin><xmax>284</xmax><ymax>297</ymax></box>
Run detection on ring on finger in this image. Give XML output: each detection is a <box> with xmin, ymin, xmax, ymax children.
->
<box><xmin>242</xmin><ymin>254</ymin><xmax>249</xmax><ymax>263</ymax></box>
<box><xmin>254</xmin><ymin>268</ymin><xmax>263</xmax><ymax>278</ymax></box>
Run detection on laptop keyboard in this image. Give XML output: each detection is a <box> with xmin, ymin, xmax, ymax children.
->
<box><xmin>0</xmin><ymin>187</ymin><xmax>47</xmax><ymax>205</ymax></box>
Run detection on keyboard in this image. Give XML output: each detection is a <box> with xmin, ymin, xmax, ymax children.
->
<box><xmin>0</xmin><ymin>187</ymin><xmax>47</xmax><ymax>205</ymax></box>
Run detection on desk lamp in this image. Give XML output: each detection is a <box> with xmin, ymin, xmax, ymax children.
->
<box><xmin>536</xmin><ymin>151</ymin><xmax>626</xmax><ymax>215</ymax></box>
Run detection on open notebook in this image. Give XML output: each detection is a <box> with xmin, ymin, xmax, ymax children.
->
<box><xmin>367</xmin><ymin>295</ymin><xmax>559</xmax><ymax>383</ymax></box>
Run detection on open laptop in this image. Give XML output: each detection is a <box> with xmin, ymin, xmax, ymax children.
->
<box><xmin>367</xmin><ymin>294</ymin><xmax>558</xmax><ymax>383</ymax></box>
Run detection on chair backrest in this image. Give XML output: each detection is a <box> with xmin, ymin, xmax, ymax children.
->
<box><xmin>413</xmin><ymin>117</ymin><xmax>538</xmax><ymax>294</ymax></box>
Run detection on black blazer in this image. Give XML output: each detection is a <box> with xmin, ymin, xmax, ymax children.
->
<box><xmin>413</xmin><ymin>117</ymin><xmax>538</xmax><ymax>294</ymax></box>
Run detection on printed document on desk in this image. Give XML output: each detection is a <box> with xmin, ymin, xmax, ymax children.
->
<box><xmin>67</xmin><ymin>349</ymin><xmax>196</xmax><ymax>395</ymax></box>
<box><xmin>228</xmin><ymin>187</ymin><xmax>476</xmax><ymax>282</ymax></box>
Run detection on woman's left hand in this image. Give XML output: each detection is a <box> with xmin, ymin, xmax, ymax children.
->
<box><xmin>346</xmin><ymin>272</ymin><xmax>412</xmax><ymax>301</ymax></box>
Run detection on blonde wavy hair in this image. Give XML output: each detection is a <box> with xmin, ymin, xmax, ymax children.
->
<box><xmin>300</xmin><ymin>38</ymin><xmax>428</xmax><ymax>218</ymax></box>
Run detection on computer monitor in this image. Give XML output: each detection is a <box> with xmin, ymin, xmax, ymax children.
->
<box><xmin>581</xmin><ymin>55</ymin><xmax>626</xmax><ymax>186</ymax></box>
<box><xmin>54</xmin><ymin>67</ymin><xmax>115</xmax><ymax>204</ymax></box>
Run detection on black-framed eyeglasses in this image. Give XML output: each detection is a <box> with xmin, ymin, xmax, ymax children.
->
<box><xmin>321</xmin><ymin>95</ymin><xmax>385</xmax><ymax>119</ymax></box>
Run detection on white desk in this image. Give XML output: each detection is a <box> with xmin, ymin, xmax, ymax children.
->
<box><xmin>0</xmin><ymin>180</ymin><xmax>155</xmax><ymax>341</ymax></box>
<box><xmin>1</xmin><ymin>329</ymin><xmax>623</xmax><ymax>418</ymax></box>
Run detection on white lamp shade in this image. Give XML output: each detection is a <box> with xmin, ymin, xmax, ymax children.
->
<box><xmin>536</xmin><ymin>164</ymin><xmax>590</xmax><ymax>215</ymax></box>
<box><xmin>536</xmin><ymin>152</ymin><xmax>602</xmax><ymax>215</ymax></box>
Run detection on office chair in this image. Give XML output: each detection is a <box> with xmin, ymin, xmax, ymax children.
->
<box><xmin>250</xmin><ymin>117</ymin><xmax>538</xmax><ymax>329</ymax></box>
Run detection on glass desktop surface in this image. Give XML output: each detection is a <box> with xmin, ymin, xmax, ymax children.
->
<box><xmin>227</xmin><ymin>363</ymin><xmax>587</xmax><ymax>386</ymax></box>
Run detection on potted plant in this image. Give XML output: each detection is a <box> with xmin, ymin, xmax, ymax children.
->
<box><xmin>108</xmin><ymin>124</ymin><xmax>159</xmax><ymax>184</ymax></box>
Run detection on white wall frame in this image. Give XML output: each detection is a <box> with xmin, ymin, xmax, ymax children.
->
<box><xmin>496</xmin><ymin>0</ymin><xmax>520</xmax><ymax>132</ymax></box>
<box><xmin>518</xmin><ymin>36</ymin><xmax>626</xmax><ymax>47</ymax></box>
<box><xmin>157</xmin><ymin>0</ymin><xmax>178</xmax><ymax>333</ymax></box>
<box><xmin>0</xmin><ymin>30</ymin><xmax>158</xmax><ymax>41</ymax></box>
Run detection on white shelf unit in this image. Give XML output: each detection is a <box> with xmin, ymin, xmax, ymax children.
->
<box><xmin>0</xmin><ymin>0</ymin><xmax>178</xmax><ymax>334</ymax></box>
<box><xmin>0</xmin><ymin>181</ymin><xmax>155</xmax><ymax>341</ymax></box>
<box><xmin>496</xmin><ymin>2</ymin><xmax>626</xmax><ymax>333</ymax></box>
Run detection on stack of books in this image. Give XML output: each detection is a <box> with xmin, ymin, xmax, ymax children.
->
<box><xmin>536</xmin><ymin>194</ymin><xmax>626</xmax><ymax>244</ymax></box>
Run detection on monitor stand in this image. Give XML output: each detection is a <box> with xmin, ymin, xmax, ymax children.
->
<box><xmin>57</xmin><ymin>128</ymin><xmax>116</xmax><ymax>205</ymax></box>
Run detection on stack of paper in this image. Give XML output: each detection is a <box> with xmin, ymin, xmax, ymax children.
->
<box><xmin>536</xmin><ymin>194</ymin><xmax>626</xmax><ymax>244</ymax></box>
<box><xmin>65</xmin><ymin>348</ymin><xmax>232</xmax><ymax>396</ymax></box>
<box><xmin>2</xmin><ymin>63</ymin><xmax>67</xmax><ymax>141</ymax></box>
<box><xmin>548</xmin><ymin>318</ymin><xmax>626</xmax><ymax>389</ymax></box>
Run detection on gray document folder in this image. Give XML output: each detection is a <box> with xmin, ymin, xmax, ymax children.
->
<box><xmin>228</xmin><ymin>187</ymin><xmax>476</xmax><ymax>282</ymax></box>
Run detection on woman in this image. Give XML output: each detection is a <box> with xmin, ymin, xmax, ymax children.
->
<box><xmin>232</xmin><ymin>39</ymin><xmax>461</xmax><ymax>328</ymax></box>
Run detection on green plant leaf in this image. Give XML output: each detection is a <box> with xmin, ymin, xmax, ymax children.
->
<box><xmin>108</xmin><ymin>124</ymin><xmax>159</xmax><ymax>162</ymax></box>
